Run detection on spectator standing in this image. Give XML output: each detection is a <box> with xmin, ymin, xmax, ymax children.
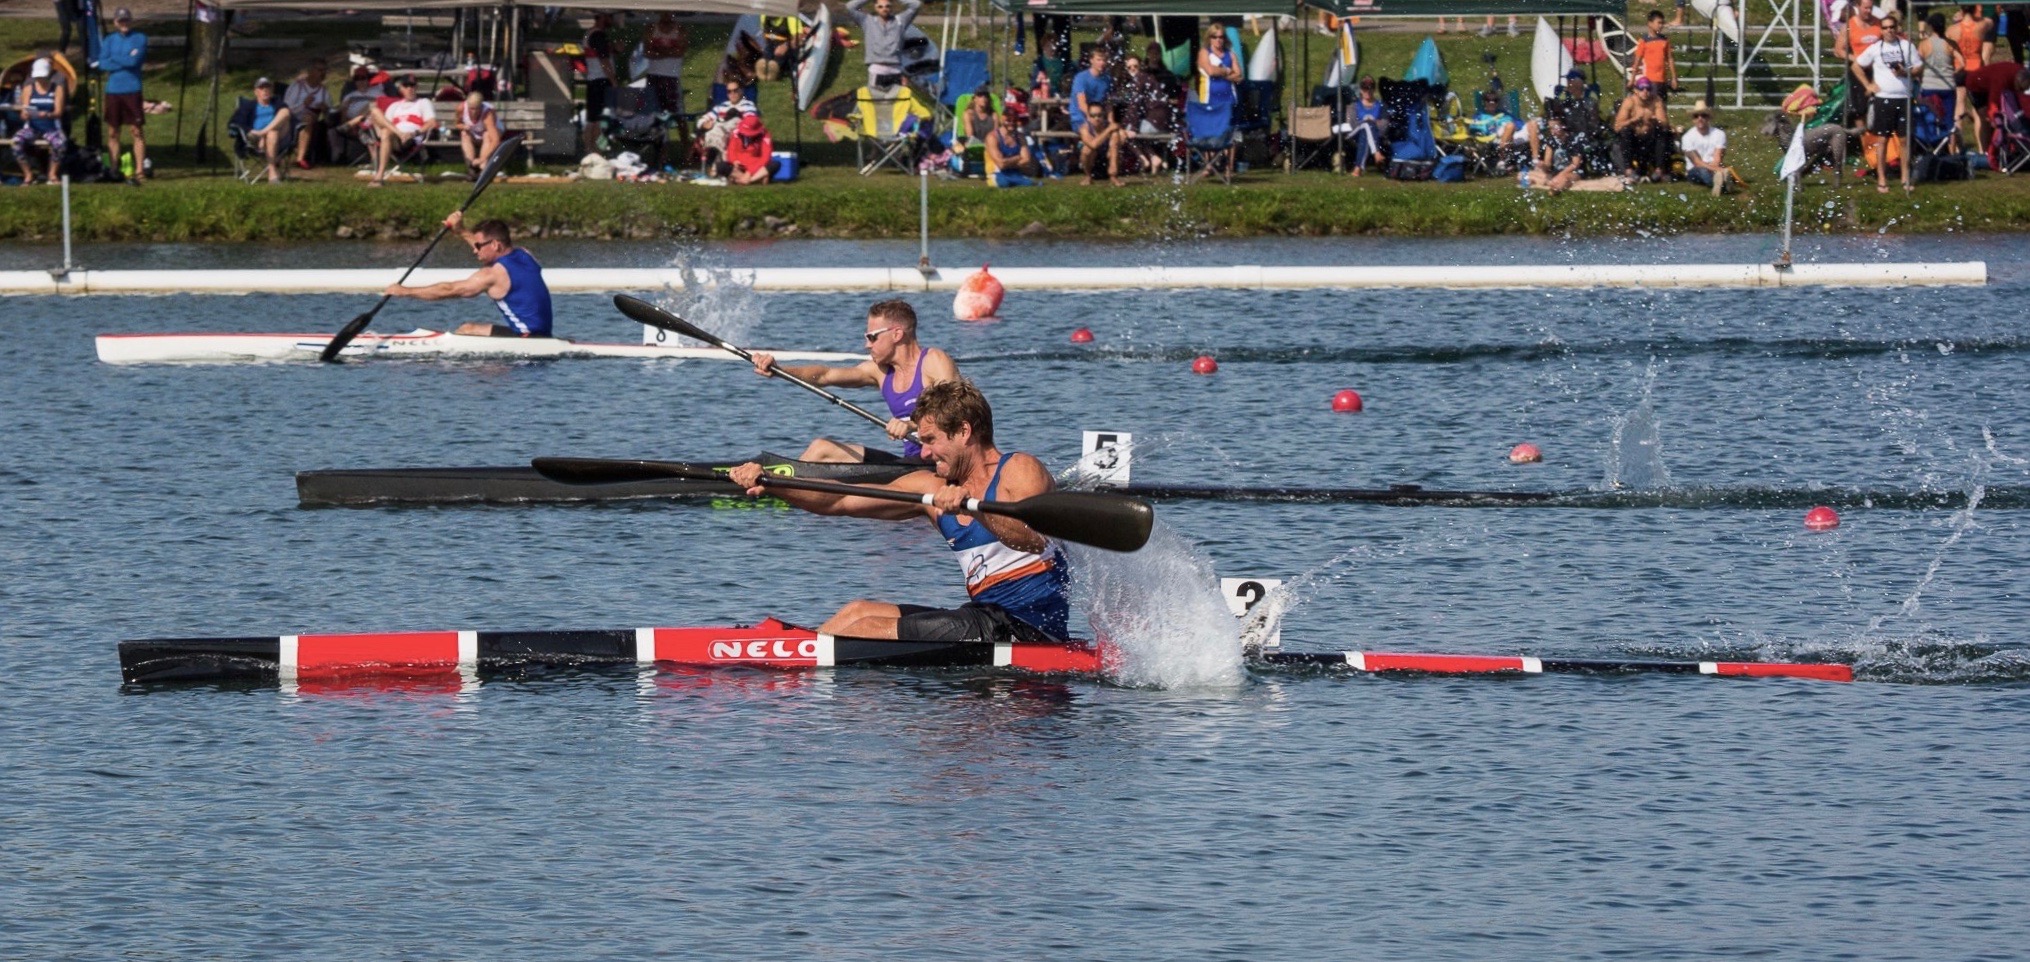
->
<box><xmin>1612</xmin><ymin>76</ymin><xmax>1672</xmax><ymax>182</ymax></box>
<box><xmin>368</xmin><ymin>74</ymin><xmax>437</xmax><ymax>186</ymax></box>
<box><xmin>582</xmin><ymin>12</ymin><xmax>616</xmax><ymax>154</ymax></box>
<box><xmin>284</xmin><ymin>60</ymin><xmax>330</xmax><ymax>170</ymax></box>
<box><xmin>1070</xmin><ymin>48</ymin><xmax>1124</xmax><ymax>185</ymax></box>
<box><xmin>718</xmin><ymin>112</ymin><xmax>779</xmax><ymax>184</ymax></box>
<box><xmin>53</xmin><ymin>0</ymin><xmax>84</xmax><ymax>62</ymax></box>
<box><xmin>1949</xmin><ymin>5</ymin><xmax>1995</xmax><ymax>69</ymax></box>
<box><xmin>1855</xmin><ymin>12</ymin><xmax>1919</xmax><ymax>193</ymax></box>
<box><xmin>1679</xmin><ymin>100</ymin><xmax>1729</xmax><ymax>193</ymax></box>
<box><xmin>231</xmin><ymin>77</ymin><xmax>293</xmax><ymax>184</ymax></box>
<box><xmin>101</xmin><ymin>7</ymin><xmax>148</xmax><ymax>185</ymax></box>
<box><xmin>12</xmin><ymin>59</ymin><xmax>67</xmax><ymax>185</ymax></box>
<box><xmin>1915</xmin><ymin>12</ymin><xmax>1964</xmax><ymax>142</ymax></box>
<box><xmin>1837</xmin><ymin>4</ymin><xmax>1884</xmax><ymax>62</ymax></box>
<box><xmin>643</xmin><ymin>12</ymin><xmax>688</xmax><ymax>113</ymax></box>
<box><xmin>1631</xmin><ymin>10</ymin><xmax>1679</xmax><ymax>98</ymax></box>
<box><xmin>847</xmin><ymin>0</ymin><xmax>924</xmax><ymax>91</ymax></box>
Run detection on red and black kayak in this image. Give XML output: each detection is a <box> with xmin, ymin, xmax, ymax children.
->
<box><xmin>117</xmin><ymin>618</ymin><xmax>1854</xmax><ymax>685</ymax></box>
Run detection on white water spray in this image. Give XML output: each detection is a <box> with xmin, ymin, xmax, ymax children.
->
<box><xmin>1604</xmin><ymin>360</ymin><xmax>1672</xmax><ymax>490</ymax></box>
<box><xmin>651</xmin><ymin>261</ymin><xmax>767</xmax><ymax>347</ymax></box>
<box><xmin>1065</xmin><ymin>523</ymin><xmax>1244</xmax><ymax>690</ymax></box>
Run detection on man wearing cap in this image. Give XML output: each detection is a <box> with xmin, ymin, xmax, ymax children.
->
<box><xmin>1680</xmin><ymin>100</ymin><xmax>1730</xmax><ymax>193</ymax></box>
<box><xmin>101</xmin><ymin>8</ymin><xmax>149</xmax><ymax>185</ymax></box>
<box><xmin>718</xmin><ymin>111</ymin><xmax>780</xmax><ymax>184</ymax></box>
<box><xmin>1611</xmin><ymin>76</ymin><xmax>1672</xmax><ymax>182</ymax></box>
<box><xmin>10</xmin><ymin>59</ymin><xmax>67</xmax><ymax>185</ymax></box>
<box><xmin>229</xmin><ymin>77</ymin><xmax>294</xmax><ymax>183</ymax></box>
<box><xmin>367</xmin><ymin>75</ymin><xmax>437</xmax><ymax>186</ymax></box>
<box><xmin>383</xmin><ymin>211</ymin><xmax>553</xmax><ymax>338</ymax></box>
<box><xmin>846</xmin><ymin>0</ymin><xmax>924</xmax><ymax>90</ymax></box>
<box><xmin>1854</xmin><ymin>12</ymin><xmax>1921</xmax><ymax>193</ymax></box>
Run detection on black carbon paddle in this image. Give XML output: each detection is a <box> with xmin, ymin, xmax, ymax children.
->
<box><xmin>532</xmin><ymin>456</ymin><xmax>1155</xmax><ymax>553</ymax></box>
<box><xmin>319</xmin><ymin>133</ymin><xmax>525</xmax><ymax>363</ymax></box>
<box><xmin>613</xmin><ymin>294</ymin><xmax>908</xmax><ymax>437</ymax></box>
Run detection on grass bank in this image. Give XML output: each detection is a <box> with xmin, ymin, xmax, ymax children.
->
<box><xmin>1</xmin><ymin>167</ymin><xmax>2021</xmax><ymax>243</ymax></box>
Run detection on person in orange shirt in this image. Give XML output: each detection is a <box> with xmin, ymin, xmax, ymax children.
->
<box><xmin>1630</xmin><ymin>10</ymin><xmax>1679</xmax><ymax>99</ymax></box>
<box><xmin>1949</xmin><ymin>5</ymin><xmax>1995</xmax><ymax>69</ymax></box>
<box><xmin>1838</xmin><ymin>4</ymin><xmax>1885</xmax><ymax>62</ymax></box>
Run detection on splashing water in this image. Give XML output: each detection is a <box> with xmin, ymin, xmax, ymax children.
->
<box><xmin>1065</xmin><ymin>523</ymin><xmax>1244</xmax><ymax>690</ymax></box>
<box><xmin>650</xmin><ymin>262</ymin><xmax>767</xmax><ymax>347</ymax></box>
<box><xmin>1603</xmin><ymin>360</ymin><xmax>1672</xmax><ymax>490</ymax></box>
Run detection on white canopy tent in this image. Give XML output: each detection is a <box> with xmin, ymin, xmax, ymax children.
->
<box><xmin>209</xmin><ymin>0</ymin><xmax>794</xmax><ymax>14</ymax></box>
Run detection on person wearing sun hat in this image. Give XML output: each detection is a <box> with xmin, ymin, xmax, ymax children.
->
<box><xmin>100</xmin><ymin>7</ymin><xmax>149</xmax><ymax>184</ymax></box>
<box><xmin>1680</xmin><ymin>100</ymin><xmax>1732</xmax><ymax>193</ymax></box>
<box><xmin>718</xmin><ymin>111</ymin><xmax>780</xmax><ymax>185</ymax></box>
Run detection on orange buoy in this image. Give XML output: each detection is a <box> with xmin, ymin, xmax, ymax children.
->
<box><xmin>1804</xmin><ymin>506</ymin><xmax>1840</xmax><ymax>531</ymax></box>
<box><xmin>1069</xmin><ymin>327</ymin><xmax>1094</xmax><ymax>344</ymax></box>
<box><xmin>1191</xmin><ymin>355</ymin><xmax>1218</xmax><ymax>374</ymax></box>
<box><xmin>953</xmin><ymin>264</ymin><xmax>1005</xmax><ymax>321</ymax></box>
<box><xmin>1331</xmin><ymin>389</ymin><xmax>1363</xmax><ymax>412</ymax></box>
<box><xmin>1507</xmin><ymin>442</ymin><xmax>1542</xmax><ymax>463</ymax></box>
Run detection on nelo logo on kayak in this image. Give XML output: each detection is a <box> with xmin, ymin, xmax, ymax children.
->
<box><xmin>709</xmin><ymin>638</ymin><xmax>820</xmax><ymax>660</ymax></box>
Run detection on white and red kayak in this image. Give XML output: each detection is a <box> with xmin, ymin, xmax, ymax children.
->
<box><xmin>94</xmin><ymin>327</ymin><xmax>862</xmax><ymax>365</ymax></box>
<box><xmin>117</xmin><ymin>617</ymin><xmax>1856</xmax><ymax>685</ymax></box>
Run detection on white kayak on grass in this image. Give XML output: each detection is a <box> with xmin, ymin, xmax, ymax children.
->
<box><xmin>795</xmin><ymin>2</ymin><xmax>833</xmax><ymax>112</ymax></box>
<box><xmin>1531</xmin><ymin>17</ymin><xmax>1575</xmax><ymax>104</ymax></box>
<box><xmin>95</xmin><ymin>329</ymin><xmax>864</xmax><ymax>365</ymax></box>
<box><xmin>1690</xmin><ymin>0</ymin><xmax>1743</xmax><ymax>43</ymax></box>
<box><xmin>1322</xmin><ymin>20</ymin><xmax>1359</xmax><ymax>89</ymax></box>
<box><xmin>1246</xmin><ymin>24</ymin><xmax>1278</xmax><ymax>82</ymax></box>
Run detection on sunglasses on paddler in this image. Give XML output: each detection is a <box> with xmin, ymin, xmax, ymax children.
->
<box><xmin>865</xmin><ymin>327</ymin><xmax>897</xmax><ymax>344</ymax></box>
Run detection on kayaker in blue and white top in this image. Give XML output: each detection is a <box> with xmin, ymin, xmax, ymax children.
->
<box><xmin>747</xmin><ymin>299</ymin><xmax>958</xmax><ymax>464</ymax></box>
<box><xmin>728</xmin><ymin>378</ymin><xmax>1073</xmax><ymax>642</ymax></box>
<box><xmin>382</xmin><ymin>211</ymin><xmax>553</xmax><ymax>337</ymax></box>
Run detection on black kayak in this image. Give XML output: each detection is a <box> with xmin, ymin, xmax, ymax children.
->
<box><xmin>296</xmin><ymin>454</ymin><xmax>923</xmax><ymax>507</ymax></box>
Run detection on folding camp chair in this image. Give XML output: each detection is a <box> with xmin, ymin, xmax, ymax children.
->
<box><xmin>1910</xmin><ymin>92</ymin><xmax>1968</xmax><ymax>182</ymax></box>
<box><xmin>850</xmin><ymin>84</ymin><xmax>933</xmax><ymax>175</ymax></box>
<box><xmin>936</xmin><ymin>49</ymin><xmax>990</xmax><ymax>125</ymax></box>
<box><xmin>1988</xmin><ymin>89</ymin><xmax>2030</xmax><ymax>174</ymax></box>
<box><xmin>1185</xmin><ymin>99</ymin><xmax>1236</xmax><ymax>183</ymax></box>
<box><xmin>1288</xmin><ymin>106</ymin><xmax>1340</xmax><ymax>171</ymax></box>
<box><xmin>229</xmin><ymin>97</ymin><xmax>297</xmax><ymax>183</ymax></box>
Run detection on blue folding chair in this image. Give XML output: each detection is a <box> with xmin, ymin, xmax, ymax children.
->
<box><xmin>1186</xmin><ymin>100</ymin><xmax>1236</xmax><ymax>183</ymax></box>
<box><xmin>938</xmin><ymin>49</ymin><xmax>990</xmax><ymax>109</ymax></box>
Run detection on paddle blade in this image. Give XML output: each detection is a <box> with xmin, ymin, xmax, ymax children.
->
<box><xmin>531</xmin><ymin>457</ymin><xmax>719</xmax><ymax>485</ymax></box>
<box><xmin>320</xmin><ymin>311</ymin><xmax>376</xmax><ymax>362</ymax></box>
<box><xmin>469</xmin><ymin>133</ymin><xmax>525</xmax><ymax>198</ymax></box>
<box><xmin>1000</xmin><ymin>491</ymin><xmax>1156</xmax><ymax>553</ymax></box>
<box><xmin>613</xmin><ymin>294</ymin><xmax>725</xmax><ymax>348</ymax></box>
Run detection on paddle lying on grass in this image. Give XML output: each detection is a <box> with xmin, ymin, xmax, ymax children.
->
<box><xmin>532</xmin><ymin>456</ymin><xmax>1155</xmax><ymax>553</ymax></box>
<box><xmin>319</xmin><ymin>133</ymin><xmax>526</xmax><ymax>363</ymax></box>
<box><xmin>613</xmin><ymin>294</ymin><xmax>904</xmax><ymax>435</ymax></box>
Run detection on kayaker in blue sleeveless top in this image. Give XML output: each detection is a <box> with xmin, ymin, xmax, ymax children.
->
<box><xmin>382</xmin><ymin>211</ymin><xmax>553</xmax><ymax>337</ymax></box>
<box><xmin>728</xmin><ymin>378</ymin><xmax>1073</xmax><ymax>642</ymax></box>
<box><xmin>749</xmin><ymin>298</ymin><xmax>959</xmax><ymax>464</ymax></box>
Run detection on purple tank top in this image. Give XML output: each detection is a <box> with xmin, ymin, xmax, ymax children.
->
<box><xmin>881</xmin><ymin>359</ymin><xmax>927</xmax><ymax>459</ymax></box>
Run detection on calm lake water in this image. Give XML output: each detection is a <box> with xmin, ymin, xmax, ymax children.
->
<box><xmin>5</xmin><ymin>235</ymin><xmax>2029</xmax><ymax>960</ymax></box>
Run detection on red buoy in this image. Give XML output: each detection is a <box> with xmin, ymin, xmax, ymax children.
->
<box><xmin>1069</xmin><ymin>327</ymin><xmax>1094</xmax><ymax>344</ymax></box>
<box><xmin>1191</xmin><ymin>355</ymin><xmax>1218</xmax><ymax>375</ymax></box>
<box><xmin>1331</xmin><ymin>389</ymin><xmax>1363</xmax><ymax>412</ymax></box>
<box><xmin>1804</xmin><ymin>506</ymin><xmax>1841</xmax><ymax>531</ymax></box>
<box><xmin>1507</xmin><ymin>442</ymin><xmax>1542</xmax><ymax>464</ymax></box>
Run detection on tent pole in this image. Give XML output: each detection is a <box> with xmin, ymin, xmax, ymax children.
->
<box><xmin>174</xmin><ymin>0</ymin><xmax>194</xmax><ymax>150</ymax></box>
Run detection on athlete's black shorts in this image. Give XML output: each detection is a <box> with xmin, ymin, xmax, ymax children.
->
<box><xmin>896</xmin><ymin>602</ymin><xmax>1059</xmax><ymax>643</ymax></box>
<box><xmin>858</xmin><ymin>446</ymin><xmax>929</xmax><ymax>466</ymax></box>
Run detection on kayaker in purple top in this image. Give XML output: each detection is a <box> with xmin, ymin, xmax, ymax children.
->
<box><xmin>750</xmin><ymin>299</ymin><xmax>958</xmax><ymax>464</ymax></box>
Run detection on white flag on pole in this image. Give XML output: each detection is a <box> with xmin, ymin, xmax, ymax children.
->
<box><xmin>1777</xmin><ymin>119</ymin><xmax>1808</xmax><ymax>181</ymax></box>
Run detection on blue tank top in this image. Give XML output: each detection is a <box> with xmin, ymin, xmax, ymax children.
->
<box><xmin>881</xmin><ymin>356</ymin><xmax>927</xmax><ymax>459</ymax></box>
<box><xmin>27</xmin><ymin>87</ymin><xmax>59</xmax><ymax>133</ymax></box>
<box><xmin>491</xmin><ymin>248</ymin><xmax>553</xmax><ymax>337</ymax></box>
<box><xmin>933</xmin><ymin>454</ymin><xmax>1072</xmax><ymax>638</ymax></box>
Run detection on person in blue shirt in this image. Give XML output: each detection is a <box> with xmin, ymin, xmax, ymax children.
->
<box><xmin>1069</xmin><ymin>48</ymin><xmax>1124</xmax><ymax>185</ymax></box>
<box><xmin>100</xmin><ymin>7</ymin><xmax>148</xmax><ymax>185</ymax></box>
<box><xmin>228</xmin><ymin>78</ymin><xmax>294</xmax><ymax>183</ymax></box>
<box><xmin>383</xmin><ymin>211</ymin><xmax>554</xmax><ymax>338</ymax></box>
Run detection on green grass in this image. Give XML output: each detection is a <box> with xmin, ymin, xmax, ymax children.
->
<box><xmin>5</xmin><ymin>8</ymin><xmax>2024</xmax><ymax>241</ymax></box>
